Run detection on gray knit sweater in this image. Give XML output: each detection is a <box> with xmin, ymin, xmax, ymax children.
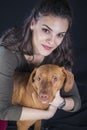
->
<box><xmin>0</xmin><ymin>46</ymin><xmax>81</xmax><ymax>121</ymax></box>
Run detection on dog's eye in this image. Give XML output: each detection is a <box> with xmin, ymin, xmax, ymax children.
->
<box><xmin>53</xmin><ymin>76</ymin><xmax>58</xmax><ymax>82</ymax></box>
<box><xmin>37</xmin><ymin>76</ymin><xmax>41</xmax><ymax>81</ymax></box>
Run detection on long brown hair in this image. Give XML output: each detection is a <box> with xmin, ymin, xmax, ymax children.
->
<box><xmin>0</xmin><ymin>0</ymin><xmax>73</xmax><ymax>69</ymax></box>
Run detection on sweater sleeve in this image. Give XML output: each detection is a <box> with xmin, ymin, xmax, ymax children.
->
<box><xmin>0</xmin><ymin>46</ymin><xmax>22</xmax><ymax>120</ymax></box>
<box><xmin>69</xmin><ymin>82</ymin><xmax>81</xmax><ymax>112</ymax></box>
<box><xmin>61</xmin><ymin>81</ymin><xmax>81</xmax><ymax>112</ymax></box>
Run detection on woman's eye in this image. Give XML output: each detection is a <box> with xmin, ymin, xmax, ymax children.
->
<box><xmin>57</xmin><ymin>33</ymin><xmax>65</xmax><ymax>38</ymax></box>
<box><xmin>42</xmin><ymin>28</ymin><xmax>49</xmax><ymax>34</ymax></box>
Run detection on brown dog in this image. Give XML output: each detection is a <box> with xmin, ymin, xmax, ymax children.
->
<box><xmin>12</xmin><ymin>64</ymin><xmax>74</xmax><ymax>130</ymax></box>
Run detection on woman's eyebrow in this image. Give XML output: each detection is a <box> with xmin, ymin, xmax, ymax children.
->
<box><xmin>42</xmin><ymin>24</ymin><xmax>66</xmax><ymax>34</ymax></box>
<box><xmin>42</xmin><ymin>24</ymin><xmax>53</xmax><ymax>31</ymax></box>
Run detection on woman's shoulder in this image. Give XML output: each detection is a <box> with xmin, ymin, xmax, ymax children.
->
<box><xmin>0</xmin><ymin>45</ymin><xmax>27</xmax><ymax>69</ymax></box>
<box><xmin>0</xmin><ymin>45</ymin><xmax>16</xmax><ymax>58</ymax></box>
<box><xmin>0</xmin><ymin>46</ymin><xmax>21</xmax><ymax>67</ymax></box>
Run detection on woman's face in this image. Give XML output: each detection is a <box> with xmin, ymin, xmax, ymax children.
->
<box><xmin>30</xmin><ymin>15</ymin><xmax>69</xmax><ymax>56</ymax></box>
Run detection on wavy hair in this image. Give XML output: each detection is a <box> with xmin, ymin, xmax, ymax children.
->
<box><xmin>0</xmin><ymin>0</ymin><xmax>73</xmax><ymax>69</ymax></box>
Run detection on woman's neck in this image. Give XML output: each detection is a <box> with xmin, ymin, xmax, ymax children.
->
<box><xmin>24</xmin><ymin>54</ymin><xmax>44</xmax><ymax>65</ymax></box>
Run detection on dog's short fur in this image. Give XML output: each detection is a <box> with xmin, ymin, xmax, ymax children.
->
<box><xmin>12</xmin><ymin>64</ymin><xmax>74</xmax><ymax>130</ymax></box>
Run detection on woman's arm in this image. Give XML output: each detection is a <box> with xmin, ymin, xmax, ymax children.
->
<box><xmin>19</xmin><ymin>105</ymin><xmax>57</xmax><ymax>121</ymax></box>
<box><xmin>0</xmin><ymin>46</ymin><xmax>23</xmax><ymax>120</ymax></box>
<box><xmin>50</xmin><ymin>82</ymin><xmax>81</xmax><ymax>112</ymax></box>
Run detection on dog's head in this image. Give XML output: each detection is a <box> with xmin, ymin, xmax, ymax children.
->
<box><xmin>28</xmin><ymin>64</ymin><xmax>74</xmax><ymax>104</ymax></box>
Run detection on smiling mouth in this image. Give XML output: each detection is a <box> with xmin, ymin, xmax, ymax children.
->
<box><xmin>42</xmin><ymin>44</ymin><xmax>52</xmax><ymax>51</ymax></box>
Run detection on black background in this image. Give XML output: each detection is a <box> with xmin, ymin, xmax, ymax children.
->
<box><xmin>0</xmin><ymin>0</ymin><xmax>87</xmax><ymax>130</ymax></box>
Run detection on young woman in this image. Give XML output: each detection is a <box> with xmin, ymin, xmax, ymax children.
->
<box><xmin>0</xmin><ymin>0</ymin><xmax>81</xmax><ymax>129</ymax></box>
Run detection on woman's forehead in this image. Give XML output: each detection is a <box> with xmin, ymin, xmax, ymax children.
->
<box><xmin>36</xmin><ymin>15</ymin><xmax>69</xmax><ymax>32</ymax></box>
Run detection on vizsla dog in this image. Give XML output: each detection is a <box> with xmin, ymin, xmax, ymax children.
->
<box><xmin>12</xmin><ymin>64</ymin><xmax>74</xmax><ymax>130</ymax></box>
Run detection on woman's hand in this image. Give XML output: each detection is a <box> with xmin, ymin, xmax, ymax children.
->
<box><xmin>44</xmin><ymin>90</ymin><xmax>64</xmax><ymax>119</ymax></box>
<box><xmin>49</xmin><ymin>90</ymin><xmax>75</xmax><ymax>111</ymax></box>
<box><xmin>49</xmin><ymin>90</ymin><xmax>64</xmax><ymax>107</ymax></box>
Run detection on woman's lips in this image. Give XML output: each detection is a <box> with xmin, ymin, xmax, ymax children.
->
<box><xmin>42</xmin><ymin>44</ymin><xmax>52</xmax><ymax>51</ymax></box>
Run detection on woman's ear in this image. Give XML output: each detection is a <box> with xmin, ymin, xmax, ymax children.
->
<box><xmin>30</xmin><ymin>18</ymin><xmax>36</xmax><ymax>30</ymax></box>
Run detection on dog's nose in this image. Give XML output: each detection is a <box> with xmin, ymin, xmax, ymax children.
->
<box><xmin>40</xmin><ymin>93</ymin><xmax>49</xmax><ymax>99</ymax></box>
<box><xmin>39</xmin><ymin>92</ymin><xmax>49</xmax><ymax>104</ymax></box>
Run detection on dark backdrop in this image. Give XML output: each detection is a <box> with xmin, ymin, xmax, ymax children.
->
<box><xmin>0</xmin><ymin>0</ymin><xmax>87</xmax><ymax>130</ymax></box>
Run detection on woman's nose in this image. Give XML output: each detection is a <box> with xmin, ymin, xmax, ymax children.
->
<box><xmin>47</xmin><ymin>35</ymin><xmax>56</xmax><ymax>45</ymax></box>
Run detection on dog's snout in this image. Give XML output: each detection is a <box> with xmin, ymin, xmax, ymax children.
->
<box><xmin>40</xmin><ymin>93</ymin><xmax>48</xmax><ymax>99</ymax></box>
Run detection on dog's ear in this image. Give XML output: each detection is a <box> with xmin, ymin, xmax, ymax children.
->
<box><xmin>29</xmin><ymin>68</ymin><xmax>37</xmax><ymax>83</ymax></box>
<box><xmin>62</xmin><ymin>67</ymin><xmax>74</xmax><ymax>92</ymax></box>
<box><xmin>26</xmin><ymin>68</ymin><xmax>37</xmax><ymax>93</ymax></box>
